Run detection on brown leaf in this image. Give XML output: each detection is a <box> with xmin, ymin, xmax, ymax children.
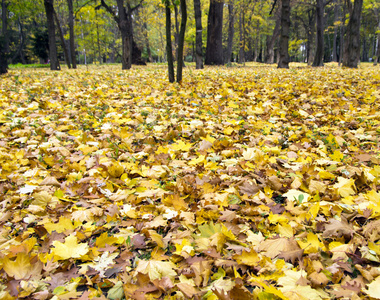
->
<box><xmin>239</xmin><ymin>181</ymin><xmax>259</xmax><ymax>196</ymax></box>
<box><xmin>40</xmin><ymin>176</ymin><xmax>61</xmax><ymax>186</ymax></box>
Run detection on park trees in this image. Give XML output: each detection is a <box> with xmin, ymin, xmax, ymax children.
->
<box><xmin>342</xmin><ymin>0</ymin><xmax>364</xmax><ymax>67</ymax></box>
<box><xmin>205</xmin><ymin>0</ymin><xmax>224</xmax><ymax>65</ymax></box>
<box><xmin>44</xmin><ymin>0</ymin><xmax>60</xmax><ymax>70</ymax></box>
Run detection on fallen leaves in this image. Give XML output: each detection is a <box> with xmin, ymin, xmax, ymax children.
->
<box><xmin>0</xmin><ymin>63</ymin><xmax>380</xmax><ymax>298</ymax></box>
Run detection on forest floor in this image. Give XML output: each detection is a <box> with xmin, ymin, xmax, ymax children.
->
<box><xmin>0</xmin><ymin>63</ymin><xmax>380</xmax><ymax>299</ymax></box>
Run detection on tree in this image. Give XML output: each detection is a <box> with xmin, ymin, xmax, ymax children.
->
<box><xmin>67</xmin><ymin>0</ymin><xmax>76</xmax><ymax>68</ymax></box>
<box><xmin>265</xmin><ymin>7</ymin><xmax>280</xmax><ymax>64</ymax></box>
<box><xmin>176</xmin><ymin>0</ymin><xmax>187</xmax><ymax>82</ymax></box>
<box><xmin>1</xmin><ymin>0</ymin><xmax>9</xmax><ymax>74</ymax></box>
<box><xmin>97</xmin><ymin>0</ymin><xmax>144</xmax><ymax>69</ymax></box>
<box><xmin>44</xmin><ymin>0</ymin><xmax>60</xmax><ymax>70</ymax></box>
<box><xmin>278</xmin><ymin>0</ymin><xmax>290</xmax><ymax>68</ymax></box>
<box><xmin>193</xmin><ymin>0</ymin><xmax>203</xmax><ymax>68</ymax></box>
<box><xmin>205</xmin><ymin>0</ymin><xmax>224</xmax><ymax>65</ymax></box>
<box><xmin>312</xmin><ymin>0</ymin><xmax>324</xmax><ymax>66</ymax></box>
<box><xmin>53</xmin><ymin>8</ymin><xmax>71</xmax><ymax>68</ymax></box>
<box><xmin>342</xmin><ymin>0</ymin><xmax>363</xmax><ymax>68</ymax></box>
<box><xmin>164</xmin><ymin>0</ymin><xmax>174</xmax><ymax>82</ymax></box>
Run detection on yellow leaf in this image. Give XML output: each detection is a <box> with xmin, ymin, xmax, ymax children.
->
<box><xmin>223</xmin><ymin>126</ymin><xmax>234</xmax><ymax>135</ymax></box>
<box><xmin>364</xmin><ymin>275</ymin><xmax>380</xmax><ymax>299</ymax></box>
<box><xmin>2</xmin><ymin>253</ymin><xmax>33</xmax><ymax>280</ymax></box>
<box><xmin>330</xmin><ymin>150</ymin><xmax>344</xmax><ymax>162</ymax></box>
<box><xmin>135</xmin><ymin>260</ymin><xmax>177</xmax><ymax>280</ymax></box>
<box><xmin>333</xmin><ymin>177</ymin><xmax>356</xmax><ymax>198</ymax></box>
<box><xmin>108</xmin><ymin>162</ymin><xmax>124</xmax><ymax>178</ymax></box>
<box><xmin>172</xmin><ymin>140</ymin><xmax>192</xmax><ymax>151</ymax></box>
<box><xmin>234</xmin><ymin>249</ymin><xmax>260</xmax><ymax>266</ymax></box>
<box><xmin>51</xmin><ymin>235</ymin><xmax>89</xmax><ymax>260</ymax></box>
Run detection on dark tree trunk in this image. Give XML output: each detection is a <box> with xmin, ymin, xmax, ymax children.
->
<box><xmin>342</xmin><ymin>0</ymin><xmax>363</xmax><ymax>68</ymax></box>
<box><xmin>53</xmin><ymin>8</ymin><xmax>71</xmax><ymax>68</ymax></box>
<box><xmin>332</xmin><ymin>0</ymin><xmax>339</xmax><ymax>62</ymax></box>
<box><xmin>1</xmin><ymin>0</ymin><xmax>9</xmax><ymax>72</ymax></box>
<box><xmin>193</xmin><ymin>0</ymin><xmax>203</xmax><ymax>69</ymax></box>
<box><xmin>165</xmin><ymin>0</ymin><xmax>174</xmax><ymax>82</ymax></box>
<box><xmin>11</xmin><ymin>18</ymin><xmax>26</xmax><ymax>64</ymax></box>
<box><xmin>173</xmin><ymin>1</ymin><xmax>179</xmax><ymax>61</ymax></box>
<box><xmin>278</xmin><ymin>0</ymin><xmax>290</xmax><ymax>68</ymax></box>
<box><xmin>239</xmin><ymin>9</ymin><xmax>244</xmax><ymax>64</ymax></box>
<box><xmin>205</xmin><ymin>0</ymin><xmax>224</xmax><ymax>65</ymax></box>
<box><xmin>97</xmin><ymin>0</ymin><xmax>144</xmax><ymax>69</ymax></box>
<box><xmin>226</xmin><ymin>2</ymin><xmax>234</xmax><ymax>64</ymax></box>
<box><xmin>313</xmin><ymin>0</ymin><xmax>324</xmax><ymax>66</ymax></box>
<box><xmin>339</xmin><ymin>1</ymin><xmax>346</xmax><ymax>65</ymax></box>
<box><xmin>67</xmin><ymin>0</ymin><xmax>76</xmax><ymax>68</ymax></box>
<box><xmin>176</xmin><ymin>0</ymin><xmax>187</xmax><ymax>83</ymax></box>
<box><xmin>265</xmin><ymin>10</ymin><xmax>280</xmax><ymax>64</ymax></box>
<box><xmin>44</xmin><ymin>0</ymin><xmax>60</xmax><ymax>70</ymax></box>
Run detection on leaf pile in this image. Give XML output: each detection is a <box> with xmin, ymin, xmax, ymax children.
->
<box><xmin>0</xmin><ymin>64</ymin><xmax>380</xmax><ymax>299</ymax></box>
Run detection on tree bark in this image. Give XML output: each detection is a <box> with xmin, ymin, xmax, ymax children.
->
<box><xmin>1</xmin><ymin>0</ymin><xmax>9</xmax><ymax>66</ymax></box>
<box><xmin>44</xmin><ymin>0</ymin><xmax>60</xmax><ymax>70</ymax></box>
<box><xmin>97</xmin><ymin>0</ymin><xmax>144</xmax><ymax>69</ymax></box>
<box><xmin>11</xmin><ymin>18</ymin><xmax>26</xmax><ymax>64</ymax></box>
<box><xmin>53</xmin><ymin>8</ymin><xmax>71</xmax><ymax>68</ymax></box>
<box><xmin>0</xmin><ymin>0</ymin><xmax>8</xmax><ymax>74</ymax></box>
<box><xmin>226</xmin><ymin>2</ymin><xmax>234</xmax><ymax>64</ymax></box>
<box><xmin>67</xmin><ymin>0</ymin><xmax>76</xmax><ymax>68</ymax></box>
<box><xmin>205</xmin><ymin>0</ymin><xmax>224</xmax><ymax>65</ymax></box>
<box><xmin>312</xmin><ymin>0</ymin><xmax>324</xmax><ymax>66</ymax></box>
<box><xmin>143</xmin><ymin>22</ymin><xmax>152</xmax><ymax>62</ymax></box>
<box><xmin>176</xmin><ymin>0</ymin><xmax>187</xmax><ymax>83</ymax></box>
<box><xmin>265</xmin><ymin>9</ymin><xmax>280</xmax><ymax>64</ymax></box>
<box><xmin>278</xmin><ymin>0</ymin><xmax>290</xmax><ymax>68</ymax></box>
<box><xmin>332</xmin><ymin>0</ymin><xmax>339</xmax><ymax>62</ymax></box>
<box><xmin>239</xmin><ymin>9</ymin><xmax>244</xmax><ymax>64</ymax></box>
<box><xmin>342</xmin><ymin>0</ymin><xmax>363</xmax><ymax>68</ymax></box>
<box><xmin>193</xmin><ymin>0</ymin><xmax>203</xmax><ymax>69</ymax></box>
<box><xmin>165</xmin><ymin>0</ymin><xmax>174</xmax><ymax>82</ymax></box>
<box><xmin>173</xmin><ymin>1</ymin><xmax>179</xmax><ymax>61</ymax></box>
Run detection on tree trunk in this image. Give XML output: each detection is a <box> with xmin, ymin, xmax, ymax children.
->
<box><xmin>97</xmin><ymin>0</ymin><xmax>143</xmax><ymax>69</ymax></box>
<box><xmin>11</xmin><ymin>18</ymin><xmax>26</xmax><ymax>64</ymax></box>
<box><xmin>205</xmin><ymin>0</ymin><xmax>224</xmax><ymax>65</ymax></box>
<box><xmin>67</xmin><ymin>0</ymin><xmax>76</xmax><ymax>68</ymax></box>
<box><xmin>44</xmin><ymin>0</ymin><xmax>60</xmax><ymax>70</ymax></box>
<box><xmin>332</xmin><ymin>0</ymin><xmax>339</xmax><ymax>62</ymax></box>
<box><xmin>313</xmin><ymin>0</ymin><xmax>324</xmax><ymax>66</ymax></box>
<box><xmin>176</xmin><ymin>0</ymin><xmax>187</xmax><ymax>83</ymax></box>
<box><xmin>375</xmin><ymin>17</ymin><xmax>380</xmax><ymax>65</ymax></box>
<box><xmin>1</xmin><ymin>0</ymin><xmax>9</xmax><ymax>72</ymax></box>
<box><xmin>173</xmin><ymin>1</ymin><xmax>179</xmax><ymax>61</ymax></box>
<box><xmin>339</xmin><ymin>1</ymin><xmax>346</xmax><ymax>65</ymax></box>
<box><xmin>342</xmin><ymin>0</ymin><xmax>363</xmax><ymax>68</ymax></box>
<box><xmin>226</xmin><ymin>2</ymin><xmax>234</xmax><ymax>64</ymax></box>
<box><xmin>53</xmin><ymin>8</ymin><xmax>71</xmax><ymax>68</ymax></box>
<box><xmin>278</xmin><ymin>0</ymin><xmax>290</xmax><ymax>68</ymax></box>
<box><xmin>143</xmin><ymin>22</ymin><xmax>152</xmax><ymax>62</ymax></box>
<box><xmin>193</xmin><ymin>0</ymin><xmax>203</xmax><ymax>69</ymax></box>
<box><xmin>239</xmin><ymin>9</ymin><xmax>244</xmax><ymax>64</ymax></box>
<box><xmin>165</xmin><ymin>0</ymin><xmax>174</xmax><ymax>82</ymax></box>
<box><xmin>265</xmin><ymin>10</ymin><xmax>280</xmax><ymax>64</ymax></box>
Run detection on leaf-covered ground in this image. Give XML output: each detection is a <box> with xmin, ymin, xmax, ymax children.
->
<box><xmin>0</xmin><ymin>63</ymin><xmax>380</xmax><ymax>299</ymax></box>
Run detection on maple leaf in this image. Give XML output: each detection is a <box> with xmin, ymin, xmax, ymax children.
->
<box><xmin>51</xmin><ymin>235</ymin><xmax>89</xmax><ymax>260</ymax></box>
<box><xmin>135</xmin><ymin>260</ymin><xmax>177</xmax><ymax>280</ymax></box>
<box><xmin>2</xmin><ymin>253</ymin><xmax>37</xmax><ymax>280</ymax></box>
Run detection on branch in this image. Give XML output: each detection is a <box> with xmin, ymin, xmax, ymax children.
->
<box><xmin>130</xmin><ymin>0</ymin><xmax>144</xmax><ymax>13</ymax></box>
<box><xmin>96</xmin><ymin>0</ymin><xmax>120</xmax><ymax>24</ymax></box>
<box><xmin>75</xmin><ymin>0</ymin><xmax>96</xmax><ymax>17</ymax></box>
<box><xmin>269</xmin><ymin>0</ymin><xmax>277</xmax><ymax>15</ymax></box>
